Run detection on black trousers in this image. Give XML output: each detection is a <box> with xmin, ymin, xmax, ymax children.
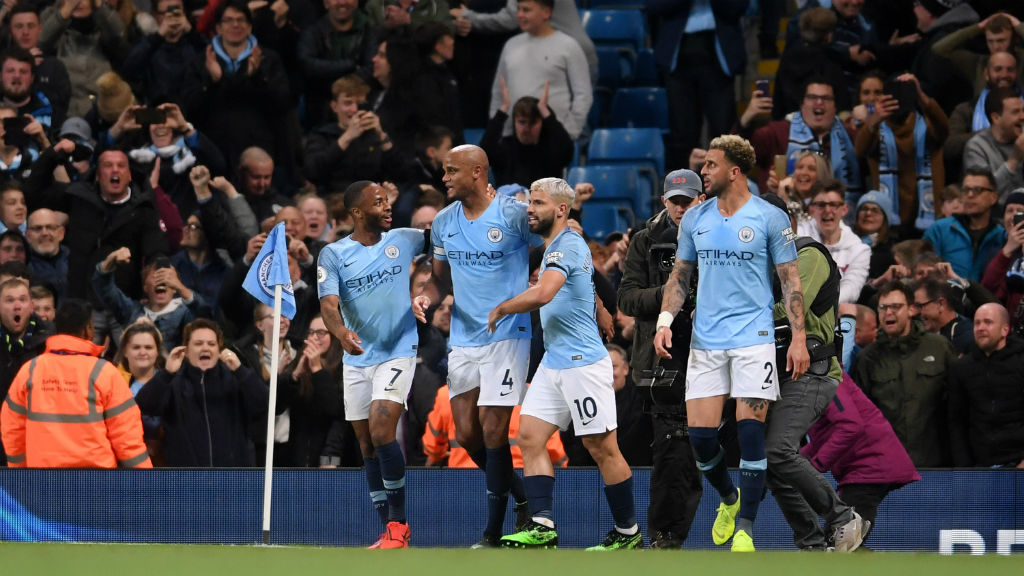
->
<box><xmin>647</xmin><ymin>414</ymin><xmax>703</xmax><ymax>543</ymax></box>
<box><xmin>838</xmin><ymin>483</ymin><xmax>896</xmax><ymax>546</ymax></box>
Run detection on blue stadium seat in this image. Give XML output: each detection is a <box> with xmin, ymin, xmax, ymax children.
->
<box><xmin>610</xmin><ymin>87</ymin><xmax>669</xmax><ymax>131</ymax></box>
<box><xmin>587</xmin><ymin>127</ymin><xmax>665</xmax><ymax>177</ymax></box>
<box><xmin>630</xmin><ymin>48</ymin><xmax>659</xmax><ymax>86</ymax></box>
<box><xmin>586</xmin><ymin>0</ymin><xmax>646</xmax><ymax>9</ymax></box>
<box><xmin>569</xmin><ymin>163</ymin><xmax>638</xmax><ymax>208</ymax></box>
<box><xmin>580</xmin><ymin>9</ymin><xmax>645</xmax><ymax>53</ymax></box>
<box><xmin>594</xmin><ymin>46</ymin><xmax>633</xmax><ymax>90</ymax></box>
<box><xmin>580</xmin><ymin>201</ymin><xmax>633</xmax><ymax>240</ymax></box>
<box><xmin>463</xmin><ymin>127</ymin><xmax>485</xmax><ymax>146</ymax></box>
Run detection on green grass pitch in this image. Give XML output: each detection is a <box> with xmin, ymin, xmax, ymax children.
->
<box><xmin>3</xmin><ymin>543</ymin><xmax>1023</xmax><ymax>575</ymax></box>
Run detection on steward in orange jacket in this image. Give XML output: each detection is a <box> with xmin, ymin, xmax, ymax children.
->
<box><xmin>1</xmin><ymin>301</ymin><xmax>151</xmax><ymax>469</ymax></box>
<box><xmin>423</xmin><ymin>385</ymin><xmax>567</xmax><ymax>468</ymax></box>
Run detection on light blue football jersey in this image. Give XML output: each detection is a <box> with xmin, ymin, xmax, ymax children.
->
<box><xmin>675</xmin><ymin>195</ymin><xmax>797</xmax><ymax>350</ymax></box>
<box><xmin>317</xmin><ymin>228</ymin><xmax>425</xmax><ymax>367</ymax></box>
<box><xmin>539</xmin><ymin>228</ymin><xmax>608</xmax><ymax>369</ymax></box>
<box><xmin>431</xmin><ymin>194</ymin><xmax>534</xmax><ymax>347</ymax></box>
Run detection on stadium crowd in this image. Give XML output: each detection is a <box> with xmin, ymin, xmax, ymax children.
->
<box><xmin>0</xmin><ymin>0</ymin><xmax>1022</xmax><ymax>551</ymax></box>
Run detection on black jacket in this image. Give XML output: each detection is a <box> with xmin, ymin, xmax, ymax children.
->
<box><xmin>480</xmin><ymin>110</ymin><xmax>573</xmax><ymax>187</ymax></box>
<box><xmin>27</xmin><ymin>178</ymin><xmax>168</xmax><ymax>302</ymax></box>
<box><xmin>136</xmin><ymin>361</ymin><xmax>269</xmax><ymax>467</ymax></box>
<box><xmin>296</xmin><ymin>15</ymin><xmax>377</xmax><ymax>128</ymax></box>
<box><xmin>948</xmin><ymin>336</ymin><xmax>1024</xmax><ymax>467</ymax></box>
<box><xmin>617</xmin><ymin>210</ymin><xmax>694</xmax><ymax>386</ymax></box>
<box><xmin>179</xmin><ymin>44</ymin><xmax>292</xmax><ymax>172</ymax></box>
<box><xmin>305</xmin><ymin>123</ymin><xmax>408</xmax><ymax>196</ymax></box>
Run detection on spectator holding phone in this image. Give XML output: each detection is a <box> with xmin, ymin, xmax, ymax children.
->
<box><xmin>92</xmin><ymin>247</ymin><xmax>209</xmax><ymax>349</ymax></box>
<box><xmin>982</xmin><ymin>189</ymin><xmax>1024</xmax><ymax>332</ymax></box>
<box><xmin>305</xmin><ymin>75</ymin><xmax>400</xmax><ymax>196</ymax></box>
<box><xmin>0</xmin><ymin>103</ymin><xmax>48</xmax><ymax>181</ymax></box>
<box><xmin>120</xmin><ymin>0</ymin><xmax>205</xmax><ymax>105</ymax></box>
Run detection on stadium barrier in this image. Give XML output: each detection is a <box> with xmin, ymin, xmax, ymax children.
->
<box><xmin>1</xmin><ymin>468</ymin><xmax>1022</xmax><ymax>553</ymax></box>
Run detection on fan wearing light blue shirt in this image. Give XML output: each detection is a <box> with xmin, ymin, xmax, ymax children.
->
<box><xmin>654</xmin><ymin>135</ymin><xmax>810</xmax><ymax>552</ymax></box>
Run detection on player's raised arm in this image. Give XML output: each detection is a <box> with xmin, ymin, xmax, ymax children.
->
<box><xmin>775</xmin><ymin>259</ymin><xmax>809</xmax><ymax>380</ymax></box>
<box><xmin>653</xmin><ymin>258</ymin><xmax>696</xmax><ymax>359</ymax></box>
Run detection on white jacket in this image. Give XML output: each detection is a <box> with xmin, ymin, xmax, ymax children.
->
<box><xmin>798</xmin><ymin>220</ymin><xmax>871</xmax><ymax>304</ymax></box>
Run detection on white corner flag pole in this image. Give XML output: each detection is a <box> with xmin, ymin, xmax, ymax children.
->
<box><xmin>261</xmin><ymin>284</ymin><xmax>283</xmax><ymax>545</ymax></box>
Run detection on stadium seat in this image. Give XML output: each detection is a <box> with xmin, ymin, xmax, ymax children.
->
<box><xmin>594</xmin><ymin>46</ymin><xmax>634</xmax><ymax>90</ymax></box>
<box><xmin>463</xmin><ymin>127</ymin><xmax>485</xmax><ymax>146</ymax></box>
<box><xmin>580</xmin><ymin>9</ymin><xmax>646</xmax><ymax>53</ymax></box>
<box><xmin>567</xmin><ymin>165</ymin><xmax>641</xmax><ymax>213</ymax></box>
<box><xmin>610</xmin><ymin>87</ymin><xmax>669</xmax><ymax>131</ymax></box>
<box><xmin>586</xmin><ymin>0</ymin><xmax>646</xmax><ymax>9</ymax></box>
<box><xmin>587</xmin><ymin>128</ymin><xmax>664</xmax><ymax>212</ymax></box>
<box><xmin>580</xmin><ymin>201</ymin><xmax>633</xmax><ymax>240</ymax></box>
<box><xmin>630</xmin><ymin>48</ymin><xmax>659</xmax><ymax>87</ymax></box>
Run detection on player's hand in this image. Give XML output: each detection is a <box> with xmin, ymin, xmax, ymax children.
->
<box><xmin>787</xmin><ymin>342</ymin><xmax>810</xmax><ymax>382</ymax></box>
<box><xmin>596</xmin><ymin>305</ymin><xmax>614</xmax><ymax>342</ymax></box>
<box><xmin>165</xmin><ymin>346</ymin><xmax>186</xmax><ymax>373</ymax></box>
<box><xmin>653</xmin><ymin>326</ymin><xmax>673</xmax><ymax>359</ymax></box>
<box><xmin>487</xmin><ymin>306</ymin><xmax>505</xmax><ymax>333</ymax></box>
<box><xmin>339</xmin><ymin>327</ymin><xmax>364</xmax><ymax>355</ymax></box>
<box><xmin>412</xmin><ymin>295</ymin><xmax>431</xmax><ymax>323</ymax></box>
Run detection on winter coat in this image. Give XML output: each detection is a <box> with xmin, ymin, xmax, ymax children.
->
<box><xmin>27</xmin><ymin>180</ymin><xmax>168</xmax><ymax>303</ymax></box>
<box><xmin>852</xmin><ymin>321</ymin><xmax>956</xmax><ymax>467</ymax></box>
<box><xmin>38</xmin><ymin>5</ymin><xmax>131</xmax><ymax>117</ymax></box>
<box><xmin>135</xmin><ymin>360</ymin><xmax>269</xmax><ymax>467</ymax></box>
<box><xmin>617</xmin><ymin>210</ymin><xmax>685</xmax><ymax>384</ymax></box>
<box><xmin>480</xmin><ymin>110</ymin><xmax>574</xmax><ymax>188</ymax></box>
<box><xmin>802</xmin><ymin>373</ymin><xmax>921</xmax><ymax>486</ymax></box>
<box><xmin>923</xmin><ymin>214</ymin><xmax>1006</xmax><ymax>282</ymax></box>
<box><xmin>296</xmin><ymin>14</ymin><xmax>377</xmax><ymax>129</ymax></box>
<box><xmin>948</xmin><ymin>336</ymin><xmax>1024</xmax><ymax>467</ymax></box>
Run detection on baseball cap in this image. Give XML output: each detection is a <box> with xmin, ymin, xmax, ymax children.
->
<box><xmin>663</xmin><ymin>169</ymin><xmax>702</xmax><ymax>199</ymax></box>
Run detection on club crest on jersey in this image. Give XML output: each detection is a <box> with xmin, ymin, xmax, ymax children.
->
<box><xmin>385</xmin><ymin>245</ymin><xmax>400</xmax><ymax>259</ymax></box>
<box><xmin>738</xmin><ymin>226</ymin><xmax>755</xmax><ymax>243</ymax></box>
<box><xmin>316</xmin><ymin>266</ymin><xmax>327</xmax><ymax>283</ymax></box>
<box><xmin>488</xmin><ymin>227</ymin><xmax>503</xmax><ymax>242</ymax></box>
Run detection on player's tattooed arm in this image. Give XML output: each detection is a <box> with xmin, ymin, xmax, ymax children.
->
<box><xmin>660</xmin><ymin>258</ymin><xmax>695</xmax><ymax>316</ymax></box>
<box><xmin>776</xmin><ymin>259</ymin><xmax>810</xmax><ymax>379</ymax></box>
<box><xmin>776</xmin><ymin>260</ymin><xmax>805</xmax><ymax>333</ymax></box>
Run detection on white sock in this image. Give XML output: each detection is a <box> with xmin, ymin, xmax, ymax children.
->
<box><xmin>615</xmin><ymin>524</ymin><xmax>639</xmax><ymax>536</ymax></box>
<box><xmin>532</xmin><ymin>516</ymin><xmax>555</xmax><ymax>529</ymax></box>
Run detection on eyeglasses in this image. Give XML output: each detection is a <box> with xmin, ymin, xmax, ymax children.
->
<box><xmin>804</xmin><ymin>94</ymin><xmax>835</xmax><ymax>103</ymax></box>
<box><xmin>963</xmin><ymin>186</ymin><xmax>994</xmax><ymax>196</ymax></box>
<box><xmin>877</xmin><ymin>302</ymin><xmax>907</xmax><ymax>313</ymax></box>
<box><xmin>809</xmin><ymin>201</ymin><xmax>845</xmax><ymax>210</ymax></box>
<box><xmin>859</xmin><ymin>205</ymin><xmax>883</xmax><ymax>215</ymax></box>
<box><xmin>912</xmin><ymin>298</ymin><xmax>937</xmax><ymax>309</ymax></box>
<box><xmin>27</xmin><ymin>224</ymin><xmax>60</xmax><ymax>232</ymax></box>
<box><xmin>308</xmin><ymin>329</ymin><xmax>330</xmax><ymax>338</ymax></box>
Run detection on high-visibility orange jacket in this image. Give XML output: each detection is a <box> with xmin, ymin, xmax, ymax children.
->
<box><xmin>423</xmin><ymin>385</ymin><xmax>567</xmax><ymax>468</ymax></box>
<box><xmin>1</xmin><ymin>334</ymin><xmax>152</xmax><ymax>469</ymax></box>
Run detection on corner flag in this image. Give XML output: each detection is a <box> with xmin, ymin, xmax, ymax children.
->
<box><xmin>242</xmin><ymin>222</ymin><xmax>296</xmax><ymax>319</ymax></box>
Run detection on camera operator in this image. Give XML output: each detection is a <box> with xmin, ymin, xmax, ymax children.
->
<box><xmin>760</xmin><ymin>193</ymin><xmax>866</xmax><ymax>552</ymax></box>
<box><xmin>616</xmin><ymin>168</ymin><xmax>704</xmax><ymax>549</ymax></box>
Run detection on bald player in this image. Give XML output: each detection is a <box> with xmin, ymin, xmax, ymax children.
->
<box><xmin>431</xmin><ymin>145</ymin><xmax>535</xmax><ymax>547</ymax></box>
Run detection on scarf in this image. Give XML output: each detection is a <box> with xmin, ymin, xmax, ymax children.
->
<box><xmin>972</xmin><ymin>87</ymin><xmax>1024</xmax><ymax>131</ymax></box>
<box><xmin>211</xmin><ymin>35</ymin><xmax>257</xmax><ymax>75</ymax></box>
<box><xmin>788</xmin><ymin>113</ymin><xmax>862</xmax><ymax>201</ymax></box>
<box><xmin>128</xmin><ymin>137</ymin><xmax>197</xmax><ymax>174</ymax></box>
<box><xmin>878</xmin><ymin>112</ymin><xmax>932</xmax><ymax>230</ymax></box>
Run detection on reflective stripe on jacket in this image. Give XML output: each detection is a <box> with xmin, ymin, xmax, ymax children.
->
<box><xmin>1</xmin><ymin>334</ymin><xmax>152</xmax><ymax>468</ymax></box>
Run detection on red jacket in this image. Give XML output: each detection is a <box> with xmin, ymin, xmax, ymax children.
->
<box><xmin>801</xmin><ymin>373</ymin><xmax>920</xmax><ymax>487</ymax></box>
<box><xmin>1</xmin><ymin>335</ymin><xmax>152</xmax><ymax>469</ymax></box>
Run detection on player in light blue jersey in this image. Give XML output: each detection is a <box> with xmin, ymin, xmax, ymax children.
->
<box><xmin>318</xmin><ymin>181</ymin><xmax>429</xmax><ymax>550</ymax></box>
<box><xmin>431</xmin><ymin>145</ymin><xmax>534</xmax><ymax>547</ymax></box>
<box><xmin>654</xmin><ymin>135</ymin><xmax>810</xmax><ymax>552</ymax></box>
<box><xmin>488</xmin><ymin>177</ymin><xmax>641</xmax><ymax>550</ymax></box>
